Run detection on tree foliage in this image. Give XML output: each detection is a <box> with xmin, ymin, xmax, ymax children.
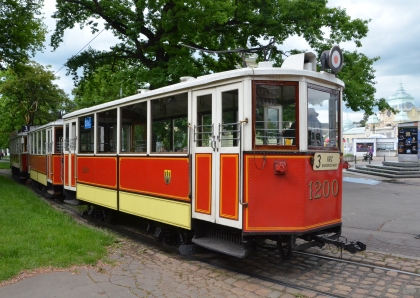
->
<box><xmin>52</xmin><ymin>0</ymin><xmax>384</xmax><ymax>112</ymax></box>
<box><xmin>72</xmin><ymin>62</ymin><xmax>147</xmax><ymax>109</ymax></box>
<box><xmin>0</xmin><ymin>62</ymin><xmax>75</xmax><ymax>147</ymax></box>
<box><xmin>339</xmin><ymin>51</ymin><xmax>384</xmax><ymax>115</ymax></box>
<box><xmin>0</xmin><ymin>0</ymin><xmax>47</xmax><ymax>69</ymax></box>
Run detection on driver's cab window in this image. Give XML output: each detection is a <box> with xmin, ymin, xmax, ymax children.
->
<box><xmin>254</xmin><ymin>81</ymin><xmax>298</xmax><ymax>148</ymax></box>
<box><xmin>307</xmin><ymin>84</ymin><xmax>340</xmax><ymax>149</ymax></box>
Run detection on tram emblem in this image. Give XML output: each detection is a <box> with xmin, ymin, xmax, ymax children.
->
<box><xmin>164</xmin><ymin>170</ymin><xmax>171</xmax><ymax>184</ymax></box>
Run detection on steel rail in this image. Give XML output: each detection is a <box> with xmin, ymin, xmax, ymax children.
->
<box><xmin>294</xmin><ymin>250</ymin><xmax>420</xmax><ymax>278</ymax></box>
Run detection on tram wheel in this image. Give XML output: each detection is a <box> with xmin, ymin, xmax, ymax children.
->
<box><xmin>277</xmin><ymin>235</ymin><xmax>293</xmax><ymax>260</ymax></box>
<box><xmin>103</xmin><ymin>209</ymin><xmax>113</xmax><ymax>224</ymax></box>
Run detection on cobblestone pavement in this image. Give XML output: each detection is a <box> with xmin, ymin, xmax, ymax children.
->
<box><xmin>197</xmin><ymin>243</ymin><xmax>420</xmax><ymax>298</ymax></box>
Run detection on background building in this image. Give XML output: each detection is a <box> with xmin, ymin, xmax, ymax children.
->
<box><xmin>344</xmin><ymin>83</ymin><xmax>417</xmax><ymax>156</ymax></box>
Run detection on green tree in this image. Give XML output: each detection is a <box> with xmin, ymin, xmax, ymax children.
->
<box><xmin>359</xmin><ymin>113</ymin><xmax>370</xmax><ymax>127</ymax></box>
<box><xmin>51</xmin><ymin>0</ymin><xmax>384</xmax><ymax>112</ymax></box>
<box><xmin>0</xmin><ymin>0</ymin><xmax>47</xmax><ymax>69</ymax></box>
<box><xmin>72</xmin><ymin>62</ymin><xmax>147</xmax><ymax>109</ymax></box>
<box><xmin>0</xmin><ymin>62</ymin><xmax>74</xmax><ymax>147</ymax></box>
<box><xmin>338</xmin><ymin>51</ymin><xmax>390</xmax><ymax>115</ymax></box>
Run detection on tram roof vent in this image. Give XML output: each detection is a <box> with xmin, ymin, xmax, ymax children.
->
<box><xmin>180</xmin><ymin>76</ymin><xmax>195</xmax><ymax>82</ymax></box>
<box><xmin>281</xmin><ymin>52</ymin><xmax>317</xmax><ymax>71</ymax></box>
<box><xmin>257</xmin><ymin>61</ymin><xmax>273</xmax><ymax>68</ymax></box>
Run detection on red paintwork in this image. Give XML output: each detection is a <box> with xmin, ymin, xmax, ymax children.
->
<box><xmin>64</xmin><ymin>154</ymin><xmax>69</xmax><ymax>186</ymax></box>
<box><xmin>29</xmin><ymin>155</ymin><xmax>47</xmax><ymax>174</ymax></box>
<box><xmin>21</xmin><ymin>154</ymin><xmax>27</xmax><ymax>172</ymax></box>
<box><xmin>77</xmin><ymin>156</ymin><xmax>117</xmax><ymax>188</ymax></box>
<box><xmin>64</xmin><ymin>154</ymin><xmax>76</xmax><ymax>187</ymax></box>
<box><xmin>219</xmin><ymin>154</ymin><xmax>239</xmax><ymax>220</ymax></box>
<box><xmin>243</xmin><ymin>154</ymin><xmax>342</xmax><ymax>233</ymax></box>
<box><xmin>195</xmin><ymin>154</ymin><xmax>212</xmax><ymax>213</ymax></box>
<box><xmin>70</xmin><ymin>155</ymin><xmax>75</xmax><ymax>187</ymax></box>
<box><xmin>50</xmin><ymin>154</ymin><xmax>63</xmax><ymax>185</ymax></box>
<box><xmin>119</xmin><ymin>157</ymin><xmax>190</xmax><ymax>201</ymax></box>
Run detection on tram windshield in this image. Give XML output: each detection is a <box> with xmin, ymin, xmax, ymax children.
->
<box><xmin>307</xmin><ymin>84</ymin><xmax>339</xmax><ymax>149</ymax></box>
<box><xmin>254</xmin><ymin>82</ymin><xmax>298</xmax><ymax>148</ymax></box>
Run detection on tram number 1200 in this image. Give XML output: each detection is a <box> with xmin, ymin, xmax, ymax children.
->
<box><xmin>308</xmin><ymin>180</ymin><xmax>339</xmax><ymax>200</ymax></box>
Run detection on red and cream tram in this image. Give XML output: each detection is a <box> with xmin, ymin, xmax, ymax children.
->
<box><xmin>56</xmin><ymin>47</ymin><xmax>364</xmax><ymax>257</ymax></box>
<box><xmin>9</xmin><ymin>128</ymin><xmax>30</xmax><ymax>181</ymax></box>
<box><xmin>27</xmin><ymin>120</ymin><xmax>64</xmax><ymax>196</ymax></box>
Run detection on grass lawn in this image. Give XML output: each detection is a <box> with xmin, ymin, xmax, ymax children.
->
<box><xmin>0</xmin><ymin>175</ymin><xmax>116</xmax><ymax>282</ymax></box>
<box><xmin>0</xmin><ymin>162</ymin><xmax>10</xmax><ymax>170</ymax></box>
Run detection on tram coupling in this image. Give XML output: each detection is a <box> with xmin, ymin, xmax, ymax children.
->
<box><xmin>311</xmin><ymin>234</ymin><xmax>366</xmax><ymax>254</ymax></box>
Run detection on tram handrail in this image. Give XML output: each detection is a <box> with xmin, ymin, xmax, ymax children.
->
<box><xmin>239</xmin><ymin>118</ymin><xmax>248</xmax><ymax>207</ymax></box>
<box><xmin>194</xmin><ymin>124</ymin><xmax>213</xmax><ymax>147</ymax></box>
<box><xmin>60</xmin><ymin>137</ymin><xmax>64</xmax><ymax>183</ymax></box>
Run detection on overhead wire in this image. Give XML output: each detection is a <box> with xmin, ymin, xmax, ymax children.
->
<box><xmin>54</xmin><ymin>27</ymin><xmax>106</xmax><ymax>75</ymax></box>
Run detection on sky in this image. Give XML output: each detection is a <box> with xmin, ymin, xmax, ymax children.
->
<box><xmin>34</xmin><ymin>0</ymin><xmax>420</xmax><ymax>123</ymax></box>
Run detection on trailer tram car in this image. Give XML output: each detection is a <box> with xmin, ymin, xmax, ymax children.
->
<box><xmin>26</xmin><ymin>120</ymin><xmax>64</xmax><ymax>196</ymax></box>
<box><xmin>9</xmin><ymin>128</ymin><xmax>30</xmax><ymax>181</ymax></box>
<box><xmin>57</xmin><ymin>47</ymin><xmax>365</xmax><ymax>258</ymax></box>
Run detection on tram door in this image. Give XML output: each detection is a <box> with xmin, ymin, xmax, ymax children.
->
<box><xmin>46</xmin><ymin>127</ymin><xmax>52</xmax><ymax>181</ymax></box>
<box><xmin>63</xmin><ymin>120</ymin><xmax>77</xmax><ymax>190</ymax></box>
<box><xmin>192</xmin><ymin>83</ymin><xmax>243</xmax><ymax>229</ymax></box>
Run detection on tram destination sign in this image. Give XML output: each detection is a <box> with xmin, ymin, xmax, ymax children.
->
<box><xmin>312</xmin><ymin>152</ymin><xmax>340</xmax><ymax>171</ymax></box>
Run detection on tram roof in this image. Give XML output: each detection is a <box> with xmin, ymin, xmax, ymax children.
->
<box><xmin>27</xmin><ymin>119</ymin><xmax>64</xmax><ymax>133</ymax></box>
<box><xmin>63</xmin><ymin>61</ymin><xmax>344</xmax><ymax>119</ymax></box>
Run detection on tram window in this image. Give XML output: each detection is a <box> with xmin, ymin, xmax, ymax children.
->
<box><xmin>64</xmin><ymin>124</ymin><xmax>69</xmax><ymax>151</ymax></box>
<box><xmin>79</xmin><ymin>115</ymin><xmax>94</xmax><ymax>153</ymax></box>
<box><xmin>121</xmin><ymin>102</ymin><xmax>147</xmax><ymax>153</ymax></box>
<box><xmin>221</xmin><ymin>90</ymin><xmax>239</xmax><ymax>147</ymax></box>
<box><xmin>254</xmin><ymin>82</ymin><xmax>297</xmax><ymax>147</ymax></box>
<box><xmin>37</xmin><ymin>131</ymin><xmax>41</xmax><ymax>154</ymax></box>
<box><xmin>42</xmin><ymin>129</ymin><xmax>46</xmax><ymax>154</ymax></box>
<box><xmin>47</xmin><ymin>130</ymin><xmax>51</xmax><ymax>153</ymax></box>
<box><xmin>27</xmin><ymin>134</ymin><xmax>31</xmax><ymax>154</ymax></box>
<box><xmin>23</xmin><ymin>135</ymin><xmax>27</xmax><ymax>153</ymax></box>
<box><xmin>97</xmin><ymin>109</ymin><xmax>118</xmax><ymax>153</ymax></box>
<box><xmin>151</xmin><ymin>93</ymin><xmax>188</xmax><ymax>153</ymax></box>
<box><xmin>55</xmin><ymin>128</ymin><xmax>63</xmax><ymax>153</ymax></box>
<box><xmin>196</xmin><ymin>94</ymin><xmax>212</xmax><ymax>147</ymax></box>
<box><xmin>307</xmin><ymin>84</ymin><xmax>339</xmax><ymax>149</ymax></box>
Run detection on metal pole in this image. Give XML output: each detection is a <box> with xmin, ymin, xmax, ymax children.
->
<box><xmin>354</xmin><ymin>155</ymin><xmax>357</xmax><ymax>164</ymax></box>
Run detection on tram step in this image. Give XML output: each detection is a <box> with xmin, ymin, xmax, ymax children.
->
<box><xmin>47</xmin><ymin>189</ymin><xmax>62</xmax><ymax>196</ymax></box>
<box><xmin>192</xmin><ymin>236</ymin><xmax>253</xmax><ymax>258</ymax></box>
<box><xmin>63</xmin><ymin>199</ymin><xmax>81</xmax><ymax>205</ymax></box>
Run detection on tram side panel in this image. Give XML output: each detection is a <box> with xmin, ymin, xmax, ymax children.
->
<box><xmin>64</xmin><ymin>154</ymin><xmax>76</xmax><ymax>187</ymax></box>
<box><xmin>11</xmin><ymin>153</ymin><xmax>27</xmax><ymax>173</ymax></box>
<box><xmin>243</xmin><ymin>154</ymin><xmax>342</xmax><ymax>234</ymax></box>
<box><xmin>49</xmin><ymin>154</ymin><xmax>63</xmax><ymax>185</ymax></box>
<box><xmin>74</xmin><ymin>156</ymin><xmax>191</xmax><ymax>230</ymax></box>
<box><xmin>76</xmin><ymin>156</ymin><xmax>118</xmax><ymax>210</ymax></box>
<box><xmin>119</xmin><ymin>157</ymin><xmax>191</xmax><ymax>230</ymax></box>
<box><xmin>119</xmin><ymin>157</ymin><xmax>190</xmax><ymax>200</ymax></box>
<box><xmin>29</xmin><ymin>155</ymin><xmax>47</xmax><ymax>186</ymax></box>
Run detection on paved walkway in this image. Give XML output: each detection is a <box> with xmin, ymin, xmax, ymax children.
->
<box><xmin>0</xmin><ymin>238</ymin><xmax>316</xmax><ymax>298</ymax></box>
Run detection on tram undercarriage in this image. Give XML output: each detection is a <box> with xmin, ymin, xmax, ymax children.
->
<box><xmin>75</xmin><ymin>203</ymin><xmax>365</xmax><ymax>260</ymax></box>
